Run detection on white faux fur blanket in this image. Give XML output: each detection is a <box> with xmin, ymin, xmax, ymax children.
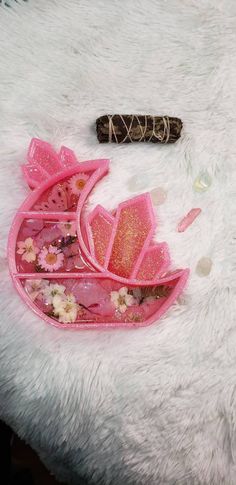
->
<box><xmin>0</xmin><ymin>1</ymin><xmax>236</xmax><ymax>484</ymax></box>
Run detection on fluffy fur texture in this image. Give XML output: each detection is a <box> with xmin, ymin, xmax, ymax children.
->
<box><xmin>0</xmin><ymin>1</ymin><xmax>236</xmax><ymax>483</ymax></box>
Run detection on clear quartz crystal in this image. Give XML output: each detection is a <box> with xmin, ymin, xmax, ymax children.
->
<box><xmin>193</xmin><ymin>171</ymin><xmax>212</xmax><ymax>192</ymax></box>
<box><xmin>150</xmin><ymin>187</ymin><xmax>167</xmax><ymax>206</ymax></box>
<box><xmin>196</xmin><ymin>257</ymin><xmax>212</xmax><ymax>276</ymax></box>
<box><xmin>128</xmin><ymin>174</ymin><xmax>151</xmax><ymax>192</ymax></box>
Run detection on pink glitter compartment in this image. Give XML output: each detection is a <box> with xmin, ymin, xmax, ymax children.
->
<box><xmin>8</xmin><ymin>139</ymin><xmax>189</xmax><ymax>329</ymax></box>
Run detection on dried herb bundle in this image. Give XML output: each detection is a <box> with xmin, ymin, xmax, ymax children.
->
<box><xmin>96</xmin><ymin>114</ymin><xmax>182</xmax><ymax>144</ymax></box>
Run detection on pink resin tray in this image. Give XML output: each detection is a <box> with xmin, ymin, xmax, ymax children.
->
<box><xmin>8</xmin><ymin>139</ymin><xmax>189</xmax><ymax>329</ymax></box>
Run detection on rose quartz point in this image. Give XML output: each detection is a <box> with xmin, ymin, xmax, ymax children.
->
<box><xmin>177</xmin><ymin>208</ymin><xmax>202</xmax><ymax>233</ymax></box>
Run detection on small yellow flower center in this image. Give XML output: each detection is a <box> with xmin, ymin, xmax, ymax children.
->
<box><xmin>76</xmin><ymin>179</ymin><xmax>86</xmax><ymax>190</ymax></box>
<box><xmin>118</xmin><ymin>295</ymin><xmax>126</xmax><ymax>306</ymax></box>
<box><xmin>26</xmin><ymin>245</ymin><xmax>33</xmax><ymax>253</ymax></box>
<box><xmin>46</xmin><ymin>253</ymin><xmax>57</xmax><ymax>265</ymax></box>
<box><xmin>65</xmin><ymin>303</ymin><xmax>73</xmax><ymax>313</ymax></box>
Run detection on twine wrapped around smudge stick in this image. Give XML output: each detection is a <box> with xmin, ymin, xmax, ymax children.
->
<box><xmin>96</xmin><ymin>114</ymin><xmax>182</xmax><ymax>144</ymax></box>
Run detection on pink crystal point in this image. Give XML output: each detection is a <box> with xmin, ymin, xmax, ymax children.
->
<box><xmin>22</xmin><ymin>138</ymin><xmax>78</xmax><ymax>188</ymax></box>
<box><xmin>177</xmin><ymin>208</ymin><xmax>202</xmax><ymax>233</ymax></box>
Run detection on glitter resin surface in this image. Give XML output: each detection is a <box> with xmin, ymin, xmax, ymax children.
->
<box><xmin>8</xmin><ymin>139</ymin><xmax>189</xmax><ymax>329</ymax></box>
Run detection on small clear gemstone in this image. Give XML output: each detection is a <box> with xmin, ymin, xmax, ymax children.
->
<box><xmin>150</xmin><ymin>187</ymin><xmax>167</xmax><ymax>206</ymax></box>
<box><xmin>196</xmin><ymin>257</ymin><xmax>212</xmax><ymax>276</ymax></box>
<box><xmin>128</xmin><ymin>175</ymin><xmax>151</xmax><ymax>192</ymax></box>
<box><xmin>193</xmin><ymin>171</ymin><xmax>212</xmax><ymax>192</ymax></box>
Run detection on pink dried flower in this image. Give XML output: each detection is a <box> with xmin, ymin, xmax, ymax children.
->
<box><xmin>38</xmin><ymin>245</ymin><xmax>64</xmax><ymax>271</ymax></box>
<box><xmin>68</xmin><ymin>173</ymin><xmax>89</xmax><ymax>196</ymax></box>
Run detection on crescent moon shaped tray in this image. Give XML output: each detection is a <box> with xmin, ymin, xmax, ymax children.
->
<box><xmin>8</xmin><ymin>139</ymin><xmax>189</xmax><ymax>329</ymax></box>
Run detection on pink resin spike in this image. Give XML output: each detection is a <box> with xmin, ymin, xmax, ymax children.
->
<box><xmin>28</xmin><ymin>138</ymin><xmax>62</xmax><ymax>175</ymax></box>
<box><xmin>177</xmin><ymin>208</ymin><xmax>202</xmax><ymax>233</ymax></box>
<box><xmin>8</xmin><ymin>139</ymin><xmax>189</xmax><ymax>330</ymax></box>
<box><xmin>135</xmin><ymin>243</ymin><xmax>170</xmax><ymax>280</ymax></box>
<box><xmin>22</xmin><ymin>138</ymin><xmax>79</xmax><ymax>189</ymax></box>
<box><xmin>59</xmin><ymin>146</ymin><xmax>78</xmax><ymax>168</ymax></box>
<box><xmin>88</xmin><ymin>206</ymin><xmax>114</xmax><ymax>266</ymax></box>
<box><xmin>107</xmin><ymin>194</ymin><xmax>155</xmax><ymax>278</ymax></box>
<box><xmin>22</xmin><ymin>164</ymin><xmax>48</xmax><ymax>189</ymax></box>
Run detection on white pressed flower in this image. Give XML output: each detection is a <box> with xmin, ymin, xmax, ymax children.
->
<box><xmin>110</xmin><ymin>287</ymin><xmax>135</xmax><ymax>314</ymax></box>
<box><xmin>24</xmin><ymin>279</ymin><xmax>49</xmax><ymax>301</ymax></box>
<box><xmin>52</xmin><ymin>293</ymin><xmax>78</xmax><ymax>323</ymax></box>
<box><xmin>17</xmin><ymin>237</ymin><xmax>39</xmax><ymax>263</ymax></box>
<box><xmin>42</xmin><ymin>283</ymin><xmax>66</xmax><ymax>304</ymax></box>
